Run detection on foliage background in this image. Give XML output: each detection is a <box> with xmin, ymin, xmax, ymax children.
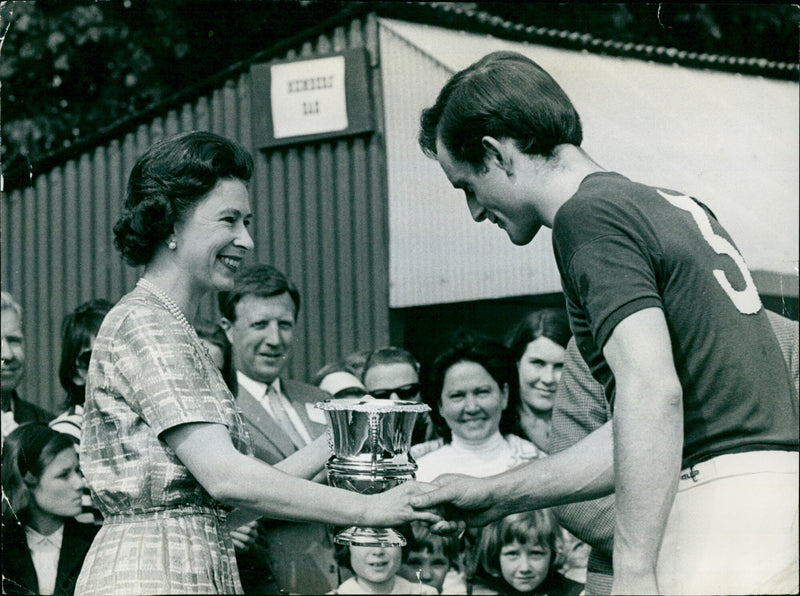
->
<box><xmin>1</xmin><ymin>1</ymin><xmax>798</xmax><ymax>179</ymax></box>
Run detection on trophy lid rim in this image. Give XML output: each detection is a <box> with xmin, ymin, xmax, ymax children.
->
<box><xmin>316</xmin><ymin>397</ymin><xmax>430</xmax><ymax>413</ymax></box>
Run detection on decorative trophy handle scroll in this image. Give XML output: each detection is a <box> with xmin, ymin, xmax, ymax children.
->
<box><xmin>317</xmin><ymin>396</ymin><xmax>431</xmax><ymax>547</ymax></box>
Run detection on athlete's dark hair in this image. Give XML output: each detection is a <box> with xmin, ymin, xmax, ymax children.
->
<box><xmin>419</xmin><ymin>51</ymin><xmax>582</xmax><ymax>169</ymax></box>
<box><xmin>113</xmin><ymin>131</ymin><xmax>253</xmax><ymax>266</ymax></box>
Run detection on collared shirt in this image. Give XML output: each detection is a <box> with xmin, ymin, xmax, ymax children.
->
<box><xmin>25</xmin><ymin>524</ymin><xmax>63</xmax><ymax>595</ymax></box>
<box><xmin>236</xmin><ymin>372</ymin><xmax>313</xmax><ymax>445</ymax></box>
<box><xmin>2</xmin><ymin>408</ymin><xmax>19</xmax><ymax>442</ymax></box>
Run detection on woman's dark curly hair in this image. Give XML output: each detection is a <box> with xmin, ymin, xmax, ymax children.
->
<box><xmin>113</xmin><ymin>131</ymin><xmax>254</xmax><ymax>266</ymax></box>
<box><xmin>420</xmin><ymin>329</ymin><xmax>520</xmax><ymax>443</ymax></box>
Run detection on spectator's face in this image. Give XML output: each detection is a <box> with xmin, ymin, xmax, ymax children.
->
<box><xmin>224</xmin><ymin>293</ymin><xmax>296</xmax><ymax>384</ymax></box>
<box><xmin>400</xmin><ymin>545</ymin><xmax>450</xmax><ymax>592</ymax></box>
<box><xmin>439</xmin><ymin>360</ymin><xmax>508</xmax><ymax>442</ymax></box>
<box><xmin>29</xmin><ymin>446</ymin><xmax>84</xmax><ymax>519</ymax></box>
<box><xmin>517</xmin><ymin>336</ymin><xmax>565</xmax><ymax>413</ymax></box>
<box><xmin>364</xmin><ymin>362</ymin><xmax>420</xmax><ymax>402</ymax></box>
<box><xmin>1</xmin><ymin>309</ymin><xmax>25</xmax><ymax>395</ymax></box>
<box><xmin>499</xmin><ymin>539</ymin><xmax>551</xmax><ymax>594</ymax></box>
<box><xmin>349</xmin><ymin>545</ymin><xmax>402</xmax><ymax>589</ymax></box>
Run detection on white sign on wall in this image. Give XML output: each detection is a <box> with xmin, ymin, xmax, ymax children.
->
<box><xmin>270</xmin><ymin>55</ymin><xmax>348</xmax><ymax>139</ymax></box>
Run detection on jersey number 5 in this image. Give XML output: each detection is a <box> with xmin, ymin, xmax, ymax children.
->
<box><xmin>658</xmin><ymin>190</ymin><xmax>761</xmax><ymax>315</ymax></box>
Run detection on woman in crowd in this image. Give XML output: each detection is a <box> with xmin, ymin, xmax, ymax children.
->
<box><xmin>415</xmin><ymin>330</ymin><xmax>541</xmax><ymax>482</ymax></box>
<box><xmin>506</xmin><ymin>309</ymin><xmax>590</xmax><ymax>584</ymax></box>
<box><xmin>505</xmin><ymin>308</ymin><xmax>571</xmax><ymax>454</ymax></box>
<box><xmin>50</xmin><ymin>299</ymin><xmax>114</xmax><ymax>525</ymax></box>
<box><xmin>2</xmin><ymin>424</ymin><xmax>98</xmax><ymax>596</ymax></box>
<box><xmin>75</xmin><ymin>131</ymin><xmax>441</xmax><ymax>595</ymax></box>
<box><xmin>50</xmin><ymin>299</ymin><xmax>114</xmax><ymax>442</ymax></box>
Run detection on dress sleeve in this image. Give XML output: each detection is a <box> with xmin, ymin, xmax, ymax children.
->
<box><xmin>113</xmin><ymin>307</ymin><xmax>230</xmax><ymax>436</ymax></box>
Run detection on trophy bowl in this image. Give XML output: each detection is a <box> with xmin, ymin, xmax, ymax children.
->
<box><xmin>317</xmin><ymin>396</ymin><xmax>431</xmax><ymax>546</ymax></box>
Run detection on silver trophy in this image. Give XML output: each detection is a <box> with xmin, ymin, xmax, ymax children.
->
<box><xmin>317</xmin><ymin>396</ymin><xmax>430</xmax><ymax>546</ymax></box>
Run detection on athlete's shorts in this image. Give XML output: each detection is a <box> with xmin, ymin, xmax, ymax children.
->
<box><xmin>656</xmin><ymin>450</ymin><xmax>799</xmax><ymax>595</ymax></box>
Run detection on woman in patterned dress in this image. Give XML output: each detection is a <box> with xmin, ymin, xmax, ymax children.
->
<box><xmin>75</xmin><ymin>132</ymin><xmax>442</xmax><ymax>595</ymax></box>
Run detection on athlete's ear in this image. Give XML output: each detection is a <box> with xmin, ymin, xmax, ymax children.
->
<box><xmin>481</xmin><ymin>136</ymin><xmax>513</xmax><ymax>176</ymax></box>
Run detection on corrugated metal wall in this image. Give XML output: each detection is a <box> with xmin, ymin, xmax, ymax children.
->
<box><xmin>1</xmin><ymin>14</ymin><xmax>390</xmax><ymax>415</ymax></box>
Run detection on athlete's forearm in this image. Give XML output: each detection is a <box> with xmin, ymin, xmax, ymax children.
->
<box><xmin>487</xmin><ymin>420</ymin><xmax>615</xmax><ymax>512</ymax></box>
<box><xmin>612</xmin><ymin>378</ymin><xmax>682</xmax><ymax>591</ymax></box>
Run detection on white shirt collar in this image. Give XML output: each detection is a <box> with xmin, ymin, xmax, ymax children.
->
<box><xmin>236</xmin><ymin>371</ymin><xmax>282</xmax><ymax>400</ymax></box>
<box><xmin>450</xmin><ymin>430</ymin><xmax>505</xmax><ymax>452</ymax></box>
<box><xmin>25</xmin><ymin>524</ymin><xmax>64</xmax><ymax>550</ymax></box>
<box><xmin>26</xmin><ymin>524</ymin><xmax>64</xmax><ymax>595</ymax></box>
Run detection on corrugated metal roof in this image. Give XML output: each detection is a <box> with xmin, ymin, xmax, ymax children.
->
<box><xmin>378</xmin><ymin>17</ymin><xmax>798</xmax><ymax>308</ymax></box>
<box><xmin>399</xmin><ymin>2</ymin><xmax>799</xmax><ymax>80</ymax></box>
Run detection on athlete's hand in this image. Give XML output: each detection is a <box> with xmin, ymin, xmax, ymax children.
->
<box><xmin>364</xmin><ymin>481</ymin><xmax>444</xmax><ymax>527</ymax></box>
<box><xmin>409</xmin><ymin>473</ymin><xmax>507</xmax><ymax>530</ymax></box>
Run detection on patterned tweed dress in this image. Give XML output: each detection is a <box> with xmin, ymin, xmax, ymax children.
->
<box><xmin>75</xmin><ymin>286</ymin><xmax>252</xmax><ymax>595</ymax></box>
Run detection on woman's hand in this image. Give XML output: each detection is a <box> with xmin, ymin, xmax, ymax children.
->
<box><xmin>362</xmin><ymin>481</ymin><xmax>444</xmax><ymax>527</ymax></box>
<box><xmin>230</xmin><ymin>520</ymin><xmax>259</xmax><ymax>553</ymax></box>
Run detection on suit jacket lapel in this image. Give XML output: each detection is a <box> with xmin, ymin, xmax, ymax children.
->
<box><xmin>236</xmin><ymin>385</ymin><xmax>296</xmax><ymax>460</ymax></box>
<box><xmin>2</xmin><ymin>521</ymin><xmax>38</xmax><ymax>594</ymax></box>
<box><xmin>282</xmin><ymin>381</ymin><xmax>329</xmax><ymax>439</ymax></box>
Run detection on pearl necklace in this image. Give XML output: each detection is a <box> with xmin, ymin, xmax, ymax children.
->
<box><xmin>136</xmin><ymin>278</ymin><xmax>196</xmax><ymax>338</ymax></box>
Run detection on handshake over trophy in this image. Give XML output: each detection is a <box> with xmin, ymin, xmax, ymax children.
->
<box><xmin>317</xmin><ymin>396</ymin><xmax>430</xmax><ymax>547</ymax></box>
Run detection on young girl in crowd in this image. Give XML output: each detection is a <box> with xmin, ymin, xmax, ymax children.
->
<box><xmin>332</xmin><ymin>541</ymin><xmax>439</xmax><ymax>595</ymax></box>
<box><xmin>470</xmin><ymin>510</ymin><xmax>583</xmax><ymax>596</ymax></box>
<box><xmin>400</xmin><ymin>520</ymin><xmax>467</xmax><ymax>594</ymax></box>
<box><xmin>1</xmin><ymin>424</ymin><xmax>98</xmax><ymax>596</ymax></box>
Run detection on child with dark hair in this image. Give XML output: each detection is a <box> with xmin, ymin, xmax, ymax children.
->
<box><xmin>400</xmin><ymin>520</ymin><xmax>467</xmax><ymax>594</ymax></box>
<box><xmin>331</xmin><ymin>535</ymin><xmax>439</xmax><ymax>595</ymax></box>
<box><xmin>471</xmin><ymin>510</ymin><xmax>583</xmax><ymax>596</ymax></box>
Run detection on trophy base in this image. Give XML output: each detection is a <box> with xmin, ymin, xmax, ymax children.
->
<box><xmin>333</xmin><ymin>526</ymin><xmax>407</xmax><ymax>547</ymax></box>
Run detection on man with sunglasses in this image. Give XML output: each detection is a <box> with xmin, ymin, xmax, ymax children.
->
<box><xmin>363</xmin><ymin>347</ymin><xmax>439</xmax><ymax>450</ymax></box>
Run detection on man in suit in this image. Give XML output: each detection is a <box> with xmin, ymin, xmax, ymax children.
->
<box><xmin>2</xmin><ymin>291</ymin><xmax>53</xmax><ymax>442</ymax></box>
<box><xmin>219</xmin><ymin>264</ymin><xmax>339</xmax><ymax>595</ymax></box>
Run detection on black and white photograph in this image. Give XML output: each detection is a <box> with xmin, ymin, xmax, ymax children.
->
<box><xmin>2</xmin><ymin>3</ymin><xmax>797</xmax><ymax>595</ymax></box>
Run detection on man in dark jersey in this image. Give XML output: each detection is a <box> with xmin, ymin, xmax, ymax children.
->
<box><xmin>410</xmin><ymin>50</ymin><xmax>798</xmax><ymax>595</ymax></box>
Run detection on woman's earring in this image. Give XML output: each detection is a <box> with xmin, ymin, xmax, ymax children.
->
<box><xmin>167</xmin><ymin>240</ymin><xmax>177</xmax><ymax>250</ymax></box>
